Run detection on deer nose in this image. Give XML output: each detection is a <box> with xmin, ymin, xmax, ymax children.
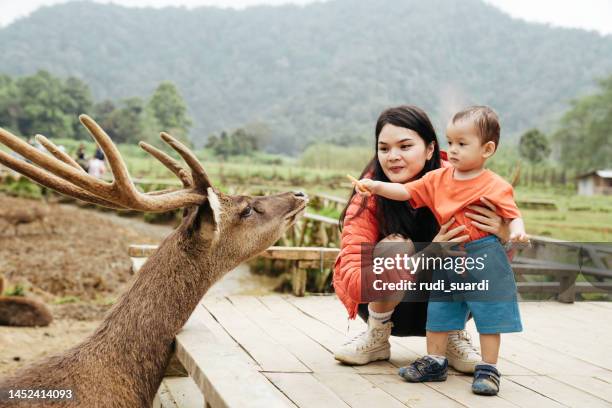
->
<box><xmin>293</xmin><ymin>191</ymin><xmax>307</xmax><ymax>198</ymax></box>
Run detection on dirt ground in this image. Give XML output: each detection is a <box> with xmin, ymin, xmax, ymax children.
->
<box><xmin>0</xmin><ymin>194</ymin><xmax>281</xmax><ymax>376</ymax></box>
<box><xmin>0</xmin><ymin>195</ymin><xmax>167</xmax><ymax>375</ymax></box>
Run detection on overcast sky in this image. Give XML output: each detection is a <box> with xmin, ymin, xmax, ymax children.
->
<box><xmin>1</xmin><ymin>0</ymin><xmax>611</xmax><ymax>35</ymax></box>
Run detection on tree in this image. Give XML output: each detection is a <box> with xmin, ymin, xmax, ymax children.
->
<box><xmin>148</xmin><ymin>81</ymin><xmax>192</xmax><ymax>143</ymax></box>
<box><xmin>0</xmin><ymin>74</ymin><xmax>20</xmax><ymax>133</ymax></box>
<box><xmin>518</xmin><ymin>129</ymin><xmax>550</xmax><ymax>163</ymax></box>
<box><xmin>16</xmin><ymin>70</ymin><xmax>73</xmax><ymax>138</ymax></box>
<box><xmin>553</xmin><ymin>75</ymin><xmax>612</xmax><ymax>172</ymax></box>
<box><xmin>205</xmin><ymin>128</ymin><xmax>259</xmax><ymax>158</ymax></box>
<box><xmin>62</xmin><ymin>77</ymin><xmax>93</xmax><ymax>139</ymax></box>
<box><xmin>108</xmin><ymin>97</ymin><xmax>147</xmax><ymax>144</ymax></box>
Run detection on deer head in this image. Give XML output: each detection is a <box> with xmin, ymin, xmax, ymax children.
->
<box><xmin>0</xmin><ymin>116</ymin><xmax>307</xmax><ymax>407</ymax></box>
<box><xmin>0</xmin><ymin>115</ymin><xmax>306</xmax><ymax>275</ymax></box>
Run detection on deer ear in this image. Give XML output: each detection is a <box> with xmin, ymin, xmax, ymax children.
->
<box><xmin>205</xmin><ymin>187</ymin><xmax>222</xmax><ymax>231</ymax></box>
<box><xmin>185</xmin><ymin>187</ymin><xmax>221</xmax><ymax>240</ymax></box>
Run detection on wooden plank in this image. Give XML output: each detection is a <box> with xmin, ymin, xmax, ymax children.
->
<box><xmin>550</xmin><ymin>375</ymin><xmax>612</xmax><ymax>403</ymax></box>
<box><xmin>287</xmin><ymin>295</ymin><xmax>533</xmax><ymax>376</ymax></box>
<box><xmin>285</xmin><ymin>295</ymin><xmax>461</xmax><ymax>374</ymax></box>
<box><xmin>264</xmin><ymin>373</ymin><xmax>350</xmax><ymax>408</ymax></box>
<box><xmin>258</xmin><ymin>295</ymin><xmax>401</xmax><ymax>375</ymax></box>
<box><xmin>154</xmin><ymin>380</ymin><xmax>178</xmax><ymax>408</ymax></box>
<box><xmin>519</xmin><ymin>302</ymin><xmax>611</xmax><ymax>335</ymax></box>
<box><xmin>508</xmin><ymin>375</ymin><xmax>612</xmax><ymax>408</ymax></box>
<box><xmin>175</xmin><ymin>306</ymin><xmax>293</xmax><ymax>408</ymax></box>
<box><xmin>574</xmin><ymin>302</ymin><xmax>612</xmax><ymax>312</ymax></box>
<box><xmin>204</xmin><ymin>296</ymin><xmax>311</xmax><ymax>373</ymax></box>
<box><xmin>228</xmin><ymin>296</ymin><xmax>353</xmax><ymax>373</ymax></box>
<box><xmin>517</xmin><ymin>303</ymin><xmax>612</xmax><ymax>352</ymax></box>
<box><xmin>365</xmin><ymin>374</ymin><xmax>464</xmax><ymax>408</ymax></box>
<box><xmin>128</xmin><ymin>243</ymin><xmax>158</xmax><ymax>257</ymax></box>
<box><xmin>259</xmin><ymin>246</ymin><xmax>340</xmax><ymax>261</ymax></box>
<box><xmin>580</xmin><ymin>301</ymin><xmax>612</xmax><ymax>310</ymax></box>
<box><xmin>513</xmin><ymin>321</ymin><xmax>612</xmax><ymax>370</ymax></box>
<box><xmin>163</xmin><ymin>377</ymin><xmax>205</xmax><ymax>408</ymax></box>
<box><xmin>426</xmin><ymin>375</ymin><xmax>518</xmax><ymax>408</ymax></box>
<box><xmin>500</xmin><ymin>335</ymin><xmax>610</xmax><ymax>376</ymax></box>
<box><xmin>198</xmin><ymin>300</ymin><xmax>256</xmax><ymax>349</ymax></box>
<box><xmin>313</xmin><ymin>372</ymin><xmax>406</xmax><ymax>408</ymax></box>
<box><xmin>454</xmin><ymin>374</ymin><xmax>563</xmax><ymax>408</ymax></box>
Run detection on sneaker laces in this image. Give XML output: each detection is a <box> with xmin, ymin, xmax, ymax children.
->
<box><xmin>342</xmin><ymin>323</ymin><xmax>389</xmax><ymax>350</ymax></box>
<box><xmin>448</xmin><ymin>330</ymin><xmax>479</xmax><ymax>355</ymax></box>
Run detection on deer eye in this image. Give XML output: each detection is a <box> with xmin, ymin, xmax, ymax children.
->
<box><xmin>240</xmin><ymin>206</ymin><xmax>253</xmax><ymax>218</ymax></box>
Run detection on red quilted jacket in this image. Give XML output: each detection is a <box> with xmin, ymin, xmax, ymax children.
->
<box><xmin>333</xmin><ymin>193</ymin><xmax>379</xmax><ymax>318</ymax></box>
<box><xmin>333</xmin><ymin>153</ymin><xmax>450</xmax><ymax>318</ymax></box>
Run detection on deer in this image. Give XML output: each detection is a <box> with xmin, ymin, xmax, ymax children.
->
<box><xmin>0</xmin><ymin>115</ymin><xmax>308</xmax><ymax>407</ymax></box>
<box><xmin>0</xmin><ymin>275</ymin><xmax>53</xmax><ymax>327</ymax></box>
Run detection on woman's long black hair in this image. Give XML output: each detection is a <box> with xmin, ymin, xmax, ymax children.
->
<box><xmin>339</xmin><ymin>105</ymin><xmax>441</xmax><ymax>242</ymax></box>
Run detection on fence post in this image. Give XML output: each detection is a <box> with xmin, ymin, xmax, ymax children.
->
<box><xmin>291</xmin><ymin>262</ymin><xmax>306</xmax><ymax>297</ymax></box>
<box><xmin>558</xmin><ymin>271</ymin><xmax>577</xmax><ymax>303</ymax></box>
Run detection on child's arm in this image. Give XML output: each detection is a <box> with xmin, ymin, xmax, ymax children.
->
<box><xmin>356</xmin><ymin>178</ymin><xmax>412</xmax><ymax>201</ymax></box>
<box><xmin>508</xmin><ymin>218</ymin><xmax>528</xmax><ymax>242</ymax></box>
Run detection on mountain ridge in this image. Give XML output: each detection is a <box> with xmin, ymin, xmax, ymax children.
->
<box><xmin>1</xmin><ymin>0</ymin><xmax>611</xmax><ymax>152</ymax></box>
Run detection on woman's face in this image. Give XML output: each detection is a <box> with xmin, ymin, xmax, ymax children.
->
<box><xmin>377</xmin><ymin>123</ymin><xmax>434</xmax><ymax>183</ymax></box>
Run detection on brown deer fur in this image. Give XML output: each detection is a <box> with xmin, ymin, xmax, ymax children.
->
<box><xmin>0</xmin><ymin>116</ymin><xmax>307</xmax><ymax>407</ymax></box>
<box><xmin>0</xmin><ymin>189</ymin><xmax>306</xmax><ymax>407</ymax></box>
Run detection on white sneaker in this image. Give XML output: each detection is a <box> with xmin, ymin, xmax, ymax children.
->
<box><xmin>334</xmin><ymin>318</ymin><xmax>393</xmax><ymax>365</ymax></box>
<box><xmin>446</xmin><ymin>330</ymin><xmax>481</xmax><ymax>373</ymax></box>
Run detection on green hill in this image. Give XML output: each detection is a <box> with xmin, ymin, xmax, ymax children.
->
<box><xmin>1</xmin><ymin>0</ymin><xmax>611</xmax><ymax>153</ymax></box>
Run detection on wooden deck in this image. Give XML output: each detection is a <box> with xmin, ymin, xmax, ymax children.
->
<box><xmin>180</xmin><ymin>295</ymin><xmax>612</xmax><ymax>407</ymax></box>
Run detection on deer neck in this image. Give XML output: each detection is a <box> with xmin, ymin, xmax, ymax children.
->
<box><xmin>83</xmin><ymin>230</ymin><xmax>216</xmax><ymax>400</ymax></box>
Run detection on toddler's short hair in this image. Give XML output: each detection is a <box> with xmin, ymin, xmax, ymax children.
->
<box><xmin>452</xmin><ymin>106</ymin><xmax>500</xmax><ymax>149</ymax></box>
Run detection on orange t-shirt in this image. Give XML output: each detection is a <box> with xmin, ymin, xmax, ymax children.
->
<box><xmin>405</xmin><ymin>167</ymin><xmax>521</xmax><ymax>241</ymax></box>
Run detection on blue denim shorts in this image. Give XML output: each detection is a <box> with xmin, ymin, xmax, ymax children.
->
<box><xmin>425</xmin><ymin>235</ymin><xmax>523</xmax><ymax>334</ymax></box>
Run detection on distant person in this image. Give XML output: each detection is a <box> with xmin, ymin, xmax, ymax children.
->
<box><xmin>87</xmin><ymin>156</ymin><xmax>106</xmax><ymax>179</ymax></box>
<box><xmin>94</xmin><ymin>147</ymin><xmax>105</xmax><ymax>161</ymax></box>
<box><xmin>75</xmin><ymin>144</ymin><xmax>89</xmax><ymax>171</ymax></box>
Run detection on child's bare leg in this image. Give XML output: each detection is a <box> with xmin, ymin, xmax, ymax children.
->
<box><xmin>479</xmin><ymin>333</ymin><xmax>500</xmax><ymax>364</ymax></box>
<box><xmin>427</xmin><ymin>331</ymin><xmax>449</xmax><ymax>356</ymax></box>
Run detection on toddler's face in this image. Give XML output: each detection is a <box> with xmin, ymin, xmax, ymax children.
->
<box><xmin>446</xmin><ymin>120</ymin><xmax>495</xmax><ymax>172</ymax></box>
<box><xmin>377</xmin><ymin>124</ymin><xmax>434</xmax><ymax>183</ymax></box>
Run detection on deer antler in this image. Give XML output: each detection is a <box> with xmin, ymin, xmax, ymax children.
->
<box><xmin>0</xmin><ymin>115</ymin><xmax>209</xmax><ymax>212</ymax></box>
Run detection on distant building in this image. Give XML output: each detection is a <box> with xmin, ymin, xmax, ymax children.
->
<box><xmin>577</xmin><ymin>170</ymin><xmax>612</xmax><ymax>196</ymax></box>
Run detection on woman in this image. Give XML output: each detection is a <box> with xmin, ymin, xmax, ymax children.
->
<box><xmin>333</xmin><ymin>105</ymin><xmax>510</xmax><ymax>372</ymax></box>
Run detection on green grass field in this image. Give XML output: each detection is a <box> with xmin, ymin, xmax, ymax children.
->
<box><xmin>2</xmin><ymin>139</ymin><xmax>611</xmax><ymax>242</ymax></box>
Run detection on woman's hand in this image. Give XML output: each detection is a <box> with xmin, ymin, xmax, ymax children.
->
<box><xmin>465</xmin><ymin>197</ymin><xmax>511</xmax><ymax>243</ymax></box>
<box><xmin>432</xmin><ymin>217</ymin><xmax>469</xmax><ymax>257</ymax></box>
<box><xmin>433</xmin><ymin>217</ymin><xmax>469</xmax><ymax>243</ymax></box>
